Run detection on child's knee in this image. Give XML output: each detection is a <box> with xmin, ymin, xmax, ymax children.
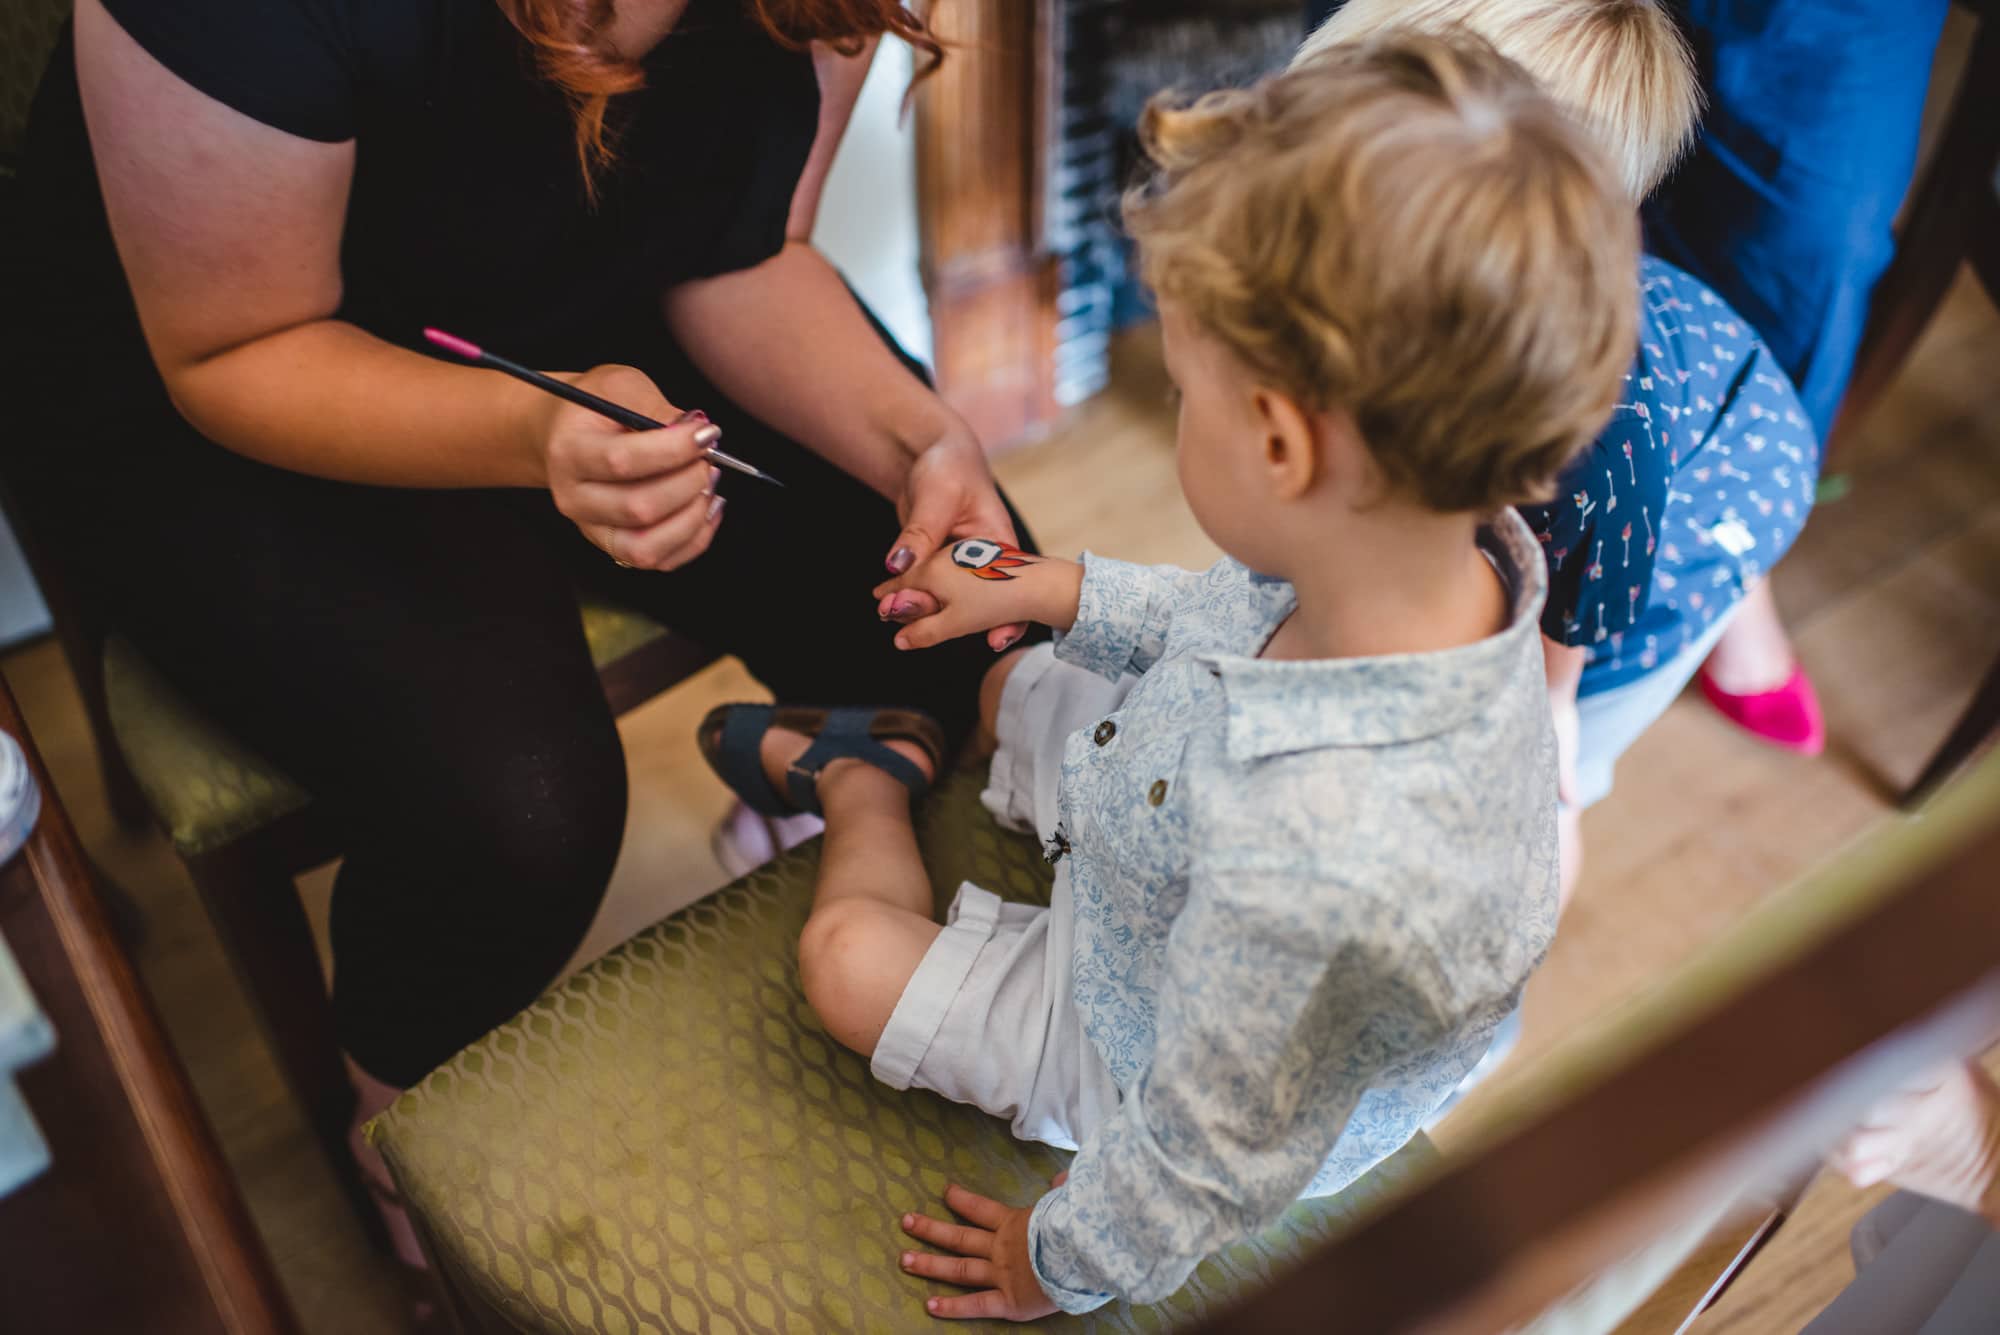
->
<box><xmin>975</xmin><ymin>646</ymin><xmax>1032</xmax><ymax>750</ymax></box>
<box><xmin>798</xmin><ymin>899</ymin><xmax>896</xmax><ymax>1048</ymax></box>
<box><xmin>798</xmin><ymin>899</ymin><xmax>938</xmax><ymax>1057</ymax></box>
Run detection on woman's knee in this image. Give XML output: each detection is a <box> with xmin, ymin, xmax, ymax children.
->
<box><xmin>476</xmin><ymin>732</ymin><xmax>629</xmax><ymax>887</ymax></box>
<box><xmin>365</xmin><ymin>710</ymin><xmax>629</xmax><ymax>944</ymax></box>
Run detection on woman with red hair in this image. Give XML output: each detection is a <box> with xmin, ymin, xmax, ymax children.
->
<box><xmin>9</xmin><ymin>0</ymin><xmax>1031</xmax><ymax>1260</ymax></box>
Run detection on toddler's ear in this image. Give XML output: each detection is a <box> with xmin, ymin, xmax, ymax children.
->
<box><xmin>1252</xmin><ymin>386</ymin><xmax>1321</xmax><ymax>501</ymax></box>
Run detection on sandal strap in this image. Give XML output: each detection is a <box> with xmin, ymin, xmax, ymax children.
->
<box><xmin>713</xmin><ymin>704</ymin><xmax>795</xmax><ymax>817</ymax></box>
<box><xmin>787</xmin><ymin>708</ymin><xmax>934</xmax><ymax>814</ymax></box>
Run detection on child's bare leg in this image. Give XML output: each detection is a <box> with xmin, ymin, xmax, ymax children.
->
<box><xmin>970</xmin><ymin>646</ymin><xmax>1033</xmax><ymax>757</ymax></box>
<box><xmin>758</xmin><ymin>726</ymin><xmax>942</xmax><ymax>1056</ymax></box>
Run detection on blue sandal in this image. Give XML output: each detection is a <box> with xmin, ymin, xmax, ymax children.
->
<box><xmin>697</xmin><ymin>704</ymin><xmax>945</xmax><ymax>818</ymax></box>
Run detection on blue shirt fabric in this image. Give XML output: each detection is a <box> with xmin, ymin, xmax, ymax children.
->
<box><xmin>1025</xmin><ymin>510</ymin><xmax>1561</xmax><ymax>1311</ymax></box>
<box><xmin>1519</xmin><ymin>257</ymin><xmax>1818</xmax><ymax>696</ymax></box>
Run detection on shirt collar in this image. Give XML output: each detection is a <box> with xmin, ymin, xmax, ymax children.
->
<box><xmin>1203</xmin><ymin>509</ymin><xmax>1548</xmax><ymax>762</ymax></box>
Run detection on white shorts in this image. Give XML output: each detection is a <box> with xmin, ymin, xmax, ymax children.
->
<box><xmin>1573</xmin><ymin>604</ymin><xmax>1740</xmax><ymax>808</ymax></box>
<box><xmin>868</xmin><ymin>644</ymin><xmax>1127</xmax><ymax>1148</ymax></box>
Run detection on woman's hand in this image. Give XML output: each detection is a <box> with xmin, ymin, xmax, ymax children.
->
<box><xmin>898</xmin><ymin>1183</ymin><xmax>1060</xmax><ymax>1322</ymax></box>
<box><xmin>874</xmin><ymin>542</ymin><xmax>1081</xmax><ymax>652</ymax></box>
<box><xmin>540</xmin><ymin>365</ymin><xmax>727</xmax><ymax>571</ymax></box>
<box><xmin>888</xmin><ymin>431</ymin><xmax>1027</xmax><ymax>651</ymax></box>
<box><xmin>1830</xmin><ymin>1061</ymin><xmax>2000</xmax><ymax>1224</ymax></box>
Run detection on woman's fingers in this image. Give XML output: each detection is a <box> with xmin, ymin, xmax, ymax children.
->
<box><xmin>601</xmin><ymin>491</ymin><xmax>726</xmax><ymax>571</ymax></box>
<box><xmin>879</xmin><ymin>589</ymin><xmax>942</xmax><ymax>623</ymax></box>
<box><xmin>564</xmin><ymin>417</ymin><xmax>716</xmax><ymax>485</ymax></box>
<box><xmin>569</xmin><ymin>463</ymin><xmax>720</xmax><ymax>530</ymax></box>
<box><xmin>901</xmin><ymin>1211</ymin><xmax>993</xmax><ymax>1258</ymax></box>
<box><xmin>987</xmin><ymin>623</ymin><xmax>1028</xmax><ymax>653</ymax></box>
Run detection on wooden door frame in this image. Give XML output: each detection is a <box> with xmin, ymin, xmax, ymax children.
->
<box><xmin>913</xmin><ymin>0</ymin><xmax>1063</xmax><ymax>449</ymax></box>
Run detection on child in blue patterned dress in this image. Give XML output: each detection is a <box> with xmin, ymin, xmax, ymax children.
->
<box><xmin>699</xmin><ymin>34</ymin><xmax>1638</xmax><ymax>1321</ymax></box>
<box><xmin>1300</xmin><ymin>0</ymin><xmax>1821</xmax><ymax>909</ymax></box>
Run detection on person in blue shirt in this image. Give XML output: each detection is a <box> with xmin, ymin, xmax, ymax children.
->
<box><xmin>1524</xmin><ymin>258</ymin><xmax>1817</xmax><ymax>867</ymax></box>
<box><xmin>1304</xmin><ymin>0</ymin><xmax>1950</xmax><ymax>871</ymax></box>
<box><xmin>1300</xmin><ymin>0</ymin><xmax>1831</xmax><ymax>905</ymax></box>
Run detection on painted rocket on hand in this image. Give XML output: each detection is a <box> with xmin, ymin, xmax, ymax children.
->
<box><xmin>950</xmin><ymin>539</ymin><xmax>1034</xmax><ymax>581</ymax></box>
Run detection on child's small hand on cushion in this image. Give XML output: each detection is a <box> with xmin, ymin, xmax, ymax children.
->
<box><xmin>872</xmin><ymin>538</ymin><xmax>1082</xmax><ymax>651</ymax></box>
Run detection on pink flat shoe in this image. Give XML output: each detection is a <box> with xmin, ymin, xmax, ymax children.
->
<box><xmin>1699</xmin><ymin>664</ymin><xmax>1826</xmax><ymax>756</ymax></box>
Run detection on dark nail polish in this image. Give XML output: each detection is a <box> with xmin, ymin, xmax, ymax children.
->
<box><xmin>887</xmin><ymin>547</ymin><xmax>915</xmax><ymax>574</ymax></box>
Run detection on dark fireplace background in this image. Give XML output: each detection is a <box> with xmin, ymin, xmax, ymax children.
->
<box><xmin>1050</xmin><ymin>0</ymin><xmax>1302</xmax><ymax>404</ymax></box>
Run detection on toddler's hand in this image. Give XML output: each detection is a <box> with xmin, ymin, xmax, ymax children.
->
<box><xmin>1829</xmin><ymin>1061</ymin><xmax>2000</xmax><ymax>1223</ymax></box>
<box><xmin>873</xmin><ymin>539</ymin><xmax>1076</xmax><ymax>651</ymax></box>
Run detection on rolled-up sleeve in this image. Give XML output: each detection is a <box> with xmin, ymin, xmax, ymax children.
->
<box><xmin>1053</xmin><ymin>553</ymin><xmax>1200</xmax><ymax>681</ymax></box>
<box><xmin>1027</xmin><ymin>862</ymin><xmax>1449</xmax><ymax>1311</ymax></box>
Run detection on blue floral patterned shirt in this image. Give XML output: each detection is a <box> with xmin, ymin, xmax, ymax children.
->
<box><xmin>1027</xmin><ymin>510</ymin><xmax>1561</xmax><ymax>1312</ymax></box>
<box><xmin>1519</xmin><ymin>257</ymin><xmax>1818</xmax><ymax>694</ymax></box>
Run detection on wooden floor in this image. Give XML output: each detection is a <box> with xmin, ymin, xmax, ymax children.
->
<box><xmin>4</xmin><ymin>268</ymin><xmax>1996</xmax><ymax>1332</ymax></box>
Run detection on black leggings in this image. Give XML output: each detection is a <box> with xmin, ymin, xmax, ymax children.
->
<box><xmin>24</xmin><ymin>323</ymin><xmax>1039</xmax><ymax>1087</ymax></box>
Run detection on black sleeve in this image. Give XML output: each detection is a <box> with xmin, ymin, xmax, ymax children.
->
<box><xmin>100</xmin><ymin>0</ymin><xmax>356</xmax><ymax>142</ymax></box>
<box><xmin>678</xmin><ymin>36</ymin><xmax>819</xmax><ymax>280</ymax></box>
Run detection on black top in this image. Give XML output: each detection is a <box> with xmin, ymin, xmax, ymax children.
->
<box><xmin>12</xmin><ymin>0</ymin><xmax>818</xmax><ymax>452</ymax></box>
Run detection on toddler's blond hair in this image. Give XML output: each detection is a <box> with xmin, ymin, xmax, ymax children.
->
<box><xmin>1125</xmin><ymin>33</ymin><xmax>1639</xmax><ymax>511</ymax></box>
<box><xmin>1297</xmin><ymin>0</ymin><xmax>1699</xmax><ymax>199</ymax></box>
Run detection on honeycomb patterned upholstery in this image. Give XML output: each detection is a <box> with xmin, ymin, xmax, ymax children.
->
<box><xmin>0</xmin><ymin>0</ymin><xmax>68</xmax><ymax>162</ymax></box>
<box><xmin>105</xmin><ymin>601</ymin><xmax>669</xmax><ymax>858</ymax></box>
<box><xmin>368</xmin><ymin>767</ymin><xmax>1434</xmax><ymax>1334</ymax></box>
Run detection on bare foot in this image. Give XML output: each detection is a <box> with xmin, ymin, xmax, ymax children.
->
<box><xmin>1702</xmin><ymin>580</ymin><xmax>1798</xmax><ymax>694</ymax></box>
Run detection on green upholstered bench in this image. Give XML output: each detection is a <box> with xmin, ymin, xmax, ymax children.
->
<box><xmin>367</xmin><ymin>766</ymin><xmax>1434</xmax><ymax>1334</ymax></box>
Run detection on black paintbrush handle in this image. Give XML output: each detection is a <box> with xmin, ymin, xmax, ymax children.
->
<box><xmin>472</xmin><ymin>350</ymin><xmax>684</xmax><ymax>432</ymax></box>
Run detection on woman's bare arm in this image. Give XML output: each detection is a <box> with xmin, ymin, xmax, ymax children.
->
<box><xmin>76</xmin><ymin>0</ymin><xmax>728</xmax><ymax>569</ymax></box>
<box><xmin>76</xmin><ymin>0</ymin><xmax>555</xmax><ymax>487</ymax></box>
<box><xmin>663</xmin><ymin>44</ymin><xmax>971</xmax><ymax>498</ymax></box>
<box><xmin>662</xmin><ymin>40</ymin><xmax>1017</xmax><ymax>579</ymax></box>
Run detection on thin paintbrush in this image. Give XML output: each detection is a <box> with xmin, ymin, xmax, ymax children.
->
<box><xmin>422</xmin><ymin>327</ymin><xmax>784</xmax><ymax>487</ymax></box>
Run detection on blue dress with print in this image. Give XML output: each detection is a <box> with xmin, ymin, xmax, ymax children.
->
<box><xmin>1519</xmin><ymin>257</ymin><xmax>1820</xmax><ymax>696</ymax></box>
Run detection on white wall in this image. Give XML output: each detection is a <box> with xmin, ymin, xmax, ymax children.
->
<box><xmin>0</xmin><ymin>524</ymin><xmax>49</xmax><ymax>651</ymax></box>
<box><xmin>811</xmin><ymin>38</ymin><xmax>934</xmax><ymax>366</ymax></box>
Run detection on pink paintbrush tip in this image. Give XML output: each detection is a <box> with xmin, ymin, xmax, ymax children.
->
<box><xmin>423</xmin><ymin>328</ymin><xmax>483</xmax><ymax>361</ymax></box>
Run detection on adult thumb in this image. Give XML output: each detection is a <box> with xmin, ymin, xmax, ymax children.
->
<box><xmin>886</xmin><ymin>488</ymin><xmax>956</xmax><ymax>575</ymax></box>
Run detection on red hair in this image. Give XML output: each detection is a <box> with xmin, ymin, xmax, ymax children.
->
<box><xmin>495</xmin><ymin>0</ymin><xmax>944</xmax><ymax>196</ymax></box>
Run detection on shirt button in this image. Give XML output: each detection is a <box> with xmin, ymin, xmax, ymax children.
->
<box><xmin>1094</xmin><ymin>721</ymin><xmax>1117</xmax><ymax>746</ymax></box>
<box><xmin>1147</xmin><ymin>779</ymin><xmax>1168</xmax><ymax>806</ymax></box>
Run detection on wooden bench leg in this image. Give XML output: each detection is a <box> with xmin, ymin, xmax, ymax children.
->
<box><xmin>183</xmin><ymin>840</ymin><xmax>392</xmax><ymax>1256</ymax></box>
<box><xmin>1904</xmin><ymin>655</ymin><xmax>2000</xmax><ymax>808</ymax></box>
